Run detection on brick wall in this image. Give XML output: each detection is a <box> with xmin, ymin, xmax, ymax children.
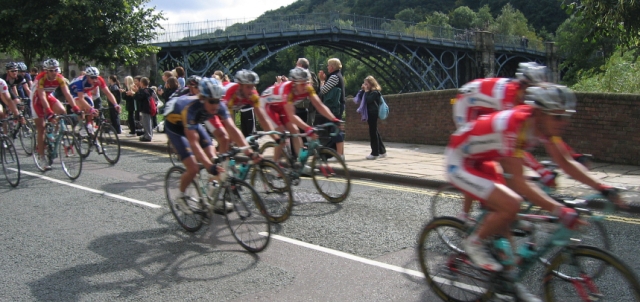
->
<box><xmin>345</xmin><ymin>90</ymin><xmax>640</xmax><ymax>165</ymax></box>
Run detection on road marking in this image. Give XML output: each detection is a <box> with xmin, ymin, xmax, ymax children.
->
<box><xmin>20</xmin><ymin>170</ymin><xmax>162</xmax><ymax>209</ymax></box>
<box><xmin>121</xmin><ymin>145</ymin><xmax>166</xmax><ymax>157</ymax></box>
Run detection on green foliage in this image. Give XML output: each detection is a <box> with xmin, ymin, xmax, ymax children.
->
<box><xmin>395</xmin><ymin>8</ymin><xmax>422</xmax><ymax>23</ymax></box>
<box><xmin>424</xmin><ymin>12</ymin><xmax>451</xmax><ymax>28</ymax></box>
<box><xmin>489</xmin><ymin>4</ymin><xmax>531</xmax><ymax>36</ymax></box>
<box><xmin>448</xmin><ymin>6</ymin><xmax>476</xmax><ymax>29</ymax></box>
<box><xmin>571</xmin><ymin>50</ymin><xmax>640</xmax><ymax>93</ymax></box>
<box><xmin>470</xmin><ymin>5</ymin><xmax>494</xmax><ymax>30</ymax></box>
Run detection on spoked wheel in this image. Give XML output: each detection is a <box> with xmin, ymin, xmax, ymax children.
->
<box><xmin>249</xmin><ymin>159</ymin><xmax>293</xmax><ymax>223</ymax></box>
<box><xmin>259</xmin><ymin>141</ymin><xmax>292</xmax><ymax>168</ymax></box>
<box><xmin>19</xmin><ymin>120</ymin><xmax>35</xmax><ymax>156</ymax></box>
<box><xmin>168</xmin><ymin>140</ymin><xmax>181</xmax><ymax>166</ymax></box>
<box><xmin>76</xmin><ymin>122</ymin><xmax>92</xmax><ymax>159</ymax></box>
<box><xmin>33</xmin><ymin>137</ymin><xmax>52</xmax><ymax>172</ymax></box>
<box><xmin>1</xmin><ymin>137</ymin><xmax>20</xmax><ymax>187</ymax></box>
<box><xmin>417</xmin><ymin>217</ymin><xmax>494</xmax><ymax>302</ymax></box>
<box><xmin>310</xmin><ymin>147</ymin><xmax>350</xmax><ymax>203</ymax></box>
<box><xmin>59</xmin><ymin>130</ymin><xmax>83</xmax><ymax>180</ymax></box>
<box><xmin>164</xmin><ymin>166</ymin><xmax>205</xmax><ymax>232</ymax></box>
<box><xmin>224</xmin><ymin>178</ymin><xmax>271</xmax><ymax>253</ymax></box>
<box><xmin>430</xmin><ymin>185</ymin><xmax>482</xmax><ymax>220</ymax></box>
<box><xmin>98</xmin><ymin>123</ymin><xmax>120</xmax><ymax>164</ymax></box>
<box><xmin>543</xmin><ymin>245</ymin><xmax>640</xmax><ymax>301</ymax></box>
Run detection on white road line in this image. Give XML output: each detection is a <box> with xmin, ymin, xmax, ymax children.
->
<box><xmin>20</xmin><ymin>170</ymin><xmax>162</xmax><ymax>208</ymax></box>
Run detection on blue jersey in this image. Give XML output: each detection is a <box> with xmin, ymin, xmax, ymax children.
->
<box><xmin>165</xmin><ymin>95</ymin><xmax>229</xmax><ymax>130</ymax></box>
<box><xmin>68</xmin><ymin>76</ymin><xmax>107</xmax><ymax>98</ymax></box>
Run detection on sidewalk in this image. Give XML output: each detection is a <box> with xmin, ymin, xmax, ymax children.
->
<box><xmin>117</xmin><ymin>126</ymin><xmax>640</xmax><ymax>211</ymax></box>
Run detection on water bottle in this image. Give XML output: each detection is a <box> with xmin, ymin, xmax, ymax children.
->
<box><xmin>207</xmin><ymin>179</ymin><xmax>220</xmax><ymax>203</ymax></box>
<box><xmin>238</xmin><ymin>163</ymin><xmax>249</xmax><ymax>179</ymax></box>
<box><xmin>298</xmin><ymin>146</ymin><xmax>309</xmax><ymax>163</ymax></box>
<box><xmin>493</xmin><ymin>237</ymin><xmax>515</xmax><ymax>266</ymax></box>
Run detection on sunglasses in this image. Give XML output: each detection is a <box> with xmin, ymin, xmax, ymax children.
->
<box><xmin>207</xmin><ymin>99</ymin><xmax>220</xmax><ymax>105</ymax></box>
<box><xmin>89</xmin><ymin>76</ymin><xmax>98</xmax><ymax>80</ymax></box>
<box><xmin>47</xmin><ymin>69</ymin><xmax>58</xmax><ymax>72</ymax></box>
<box><xmin>9</xmin><ymin>70</ymin><xmax>18</xmax><ymax>73</ymax></box>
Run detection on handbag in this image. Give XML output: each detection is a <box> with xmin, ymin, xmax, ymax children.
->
<box><xmin>378</xmin><ymin>94</ymin><xmax>389</xmax><ymax>120</ymax></box>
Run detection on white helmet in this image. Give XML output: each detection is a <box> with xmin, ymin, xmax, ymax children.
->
<box><xmin>289</xmin><ymin>67</ymin><xmax>310</xmax><ymax>83</ymax></box>
<box><xmin>234</xmin><ymin>69</ymin><xmax>259</xmax><ymax>85</ymax></box>
<box><xmin>43</xmin><ymin>59</ymin><xmax>60</xmax><ymax>69</ymax></box>
<box><xmin>198</xmin><ymin>78</ymin><xmax>225</xmax><ymax>99</ymax></box>
<box><xmin>516</xmin><ymin>62</ymin><xmax>547</xmax><ymax>85</ymax></box>
<box><xmin>85</xmin><ymin>66</ymin><xmax>100</xmax><ymax>77</ymax></box>
<box><xmin>524</xmin><ymin>85</ymin><xmax>576</xmax><ymax>114</ymax></box>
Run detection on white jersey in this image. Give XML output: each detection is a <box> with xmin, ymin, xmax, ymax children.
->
<box><xmin>453</xmin><ymin>78</ymin><xmax>520</xmax><ymax>128</ymax></box>
<box><xmin>0</xmin><ymin>79</ymin><xmax>8</xmax><ymax>94</ymax></box>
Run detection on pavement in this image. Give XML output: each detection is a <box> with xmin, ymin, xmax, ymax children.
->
<box><xmin>117</xmin><ymin>126</ymin><xmax>640</xmax><ymax>212</ymax></box>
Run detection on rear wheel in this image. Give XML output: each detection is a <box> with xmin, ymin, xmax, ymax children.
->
<box><xmin>59</xmin><ymin>130</ymin><xmax>83</xmax><ymax>180</ymax></box>
<box><xmin>310</xmin><ymin>147</ymin><xmax>350</xmax><ymax>203</ymax></box>
<box><xmin>1</xmin><ymin>137</ymin><xmax>20</xmax><ymax>187</ymax></box>
<box><xmin>224</xmin><ymin>178</ymin><xmax>271</xmax><ymax>253</ymax></box>
<box><xmin>77</xmin><ymin>121</ymin><xmax>92</xmax><ymax>158</ymax></box>
<box><xmin>164</xmin><ymin>166</ymin><xmax>204</xmax><ymax>232</ymax></box>
<box><xmin>99</xmin><ymin>123</ymin><xmax>120</xmax><ymax>164</ymax></box>
<box><xmin>19</xmin><ymin>120</ymin><xmax>35</xmax><ymax>156</ymax></box>
<box><xmin>430</xmin><ymin>185</ymin><xmax>482</xmax><ymax>220</ymax></box>
<box><xmin>249</xmin><ymin>160</ymin><xmax>293</xmax><ymax>223</ymax></box>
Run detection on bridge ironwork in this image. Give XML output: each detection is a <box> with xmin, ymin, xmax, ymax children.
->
<box><xmin>152</xmin><ymin>13</ymin><xmax>546</xmax><ymax>92</ymax></box>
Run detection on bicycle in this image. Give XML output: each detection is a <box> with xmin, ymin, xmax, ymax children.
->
<box><xmin>3</xmin><ymin>105</ymin><xmax>35</xmax><ymax>156</ymax></box>
<box><xmin>258</xmin><ymin>122</ymin><xmax>351</xmax><ymax>203</ymax></box>
<box><xmin>417</xmin><ymin>208</ymin><xmax>640</xmax><ymax>301</ymax></box>
<box><xmin>164</xmin><ymin>145</ymin><xmax>271</xmax><ymax>253</ymax></box>
<box><xmin>0</xmin><ymin>117</ymin><xmax>21</xmax><ymax>187</ymax></box>
<box><xmin>76</xmin><ymin>108</ymin><xmax>121</xmax><ymax>164</ymax></box>
<box><xmin>167</xmin><ymin>140</ymin><xmax>181</xmax><ymax>166</ymax></box>
<box><xmin>32</xmin><ymin>114</ymin><xmax>83</xmax><ymax>180</ymax></box>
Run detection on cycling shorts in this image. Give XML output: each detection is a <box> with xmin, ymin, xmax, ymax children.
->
<box><xmin>265</xmin><ymin>103</ymin><xmax>290</xmax><ymax>126</ymax></box>
<box><xmin>165</xmin><ymin>122</ymin><xmax>213</xmax><ymax>160</ymax></box>
<box><xmin>445</xmin><ymin>147</ymin><xmax>505</xmax><ymax>202</ymax></box>
<box><xmin>31</xmin><ymin>94</ymin><xmax>61</xmax><ymax>118</ymax></box>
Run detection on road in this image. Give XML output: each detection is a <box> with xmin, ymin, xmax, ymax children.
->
<box><xmin>1</xmin><ymin>146</ymin><xmax>640</xmax><ymax>301</ymax></box>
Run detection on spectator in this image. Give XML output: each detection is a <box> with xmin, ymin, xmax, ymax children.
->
<box><xmin>162</xmin><ymin>76</ymin><xmax>179</xmax><ymax>101</ymax></box>
<box><xmin>123</xmin><ymin>76</ymin><xmax>139</xmax><ymax>136</ymax></box>
<box><xmin>157</xmin><ymin>71</ymin><xmax>173</xmax><ymax>96</ymax></box>
<box><xmin>317</xmin><ymin>58</ymin><xmax>345</xmax><ymax>159</ymax></box>
<box><xmin>295</xmin><ymin>58</ymin><xmax>321</xmax><ymax>126</ymax></box>
<box><xmin>132</xmin><ymin>77</ymin><xmax>153</xmax><ymax>141</ymax></box>
<box><xmin>213</xmin><ymin>70</ymin><xmax>231</xmax><ymax>85</ymax></box>
<box><xmin>175</xmin><ymin>66</ymin><xmax>186</xmax><ymax>88</ymax></box>
<box><xmin>362</xmin><ymin>75</ymin><xmax>386</xmax><ymax>160</ymax></box>
<box><xmin>107</xmin><ymin>75</ymin><xmax>123</xmax><ymax>134</ymax></box>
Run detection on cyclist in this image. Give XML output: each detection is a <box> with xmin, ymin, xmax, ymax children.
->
<box><xmin>210</xmin><ymin>69</ymin><xmax>275</xmax><ymax>153</ymax></box>
<box><xmin>0</xmin><ymin>78</ymin><xmax>20</xmax><ymax>119</ymax></box>
<box><xmin>17</xmin><ymin>62</ymin><xmax>33</xmax><ymax>99</ymax></box>
<box><xmin>259</xmin><ymin>67</ymin><xmax>341</xmax><ymax>164</ymax></box>
<box><xmin>2</xmin><ymin>62</ymin><xmax>31</xmax><ymax>106</ymax></box>
<box><xmin>164</xmin><ymin>78</ymin><xmax>260</xmax><ymax>215</ymax></box>
<box><xmin>31</xmin><ymin>59</ymin><xmax>82</xmax><ymax>170</ymax></box>
<box><xmin>68</xmin><ymin>67</ymin><xmax>121</xmax><ymax>135</ymax></box>
<box><xmin>446</xmin><ymin>85</ymin><xmax>621</xmax><ymax>301</ymax></box>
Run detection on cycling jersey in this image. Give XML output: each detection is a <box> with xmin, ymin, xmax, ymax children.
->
<box><xmin>165</xmin><ymin>95</ymin><xmax>229</xmax><ymax>129</ymax></box>
<box><xmin>0</xmin><ymin>79</ymin><xmax>8</xmax><ymax>94</ymax></box>
<box><xmin>446</xmin><ymin>105</ymin><xmax>553</xmax><ymax>200</ymax></box>
<box><xmin>2</xmin><ymin>73</ymin><xmax>27</xmax><ymax>99</ymax></box>
<box><xmin>453</xmin><ymin>78</ymin><xmax>521</xmax><ymax>128</ymax></box>
<box><xmin>34</xmin><ymin>72</ymin><xmax>67</xmax><ymax>95</ymax></box>
<box><xmin>68</xmin><ymin>76</ymin><xmax>107</xmax><ymax>98</ymax></box>
<box><xmin>260</xmin><ymin>81</ymin><xmax>316</xmax><ymax>125</ymax></box>
<box><xmin>222</xmin><ymin>83</ymin><xmax>260</xmax><ymax>111</ymax></box>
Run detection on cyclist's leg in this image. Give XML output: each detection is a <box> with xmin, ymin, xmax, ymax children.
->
<box><xmin>265</xmin><ymin>104</ymin><xmax>289</xmax><ymax>162</ymax></box>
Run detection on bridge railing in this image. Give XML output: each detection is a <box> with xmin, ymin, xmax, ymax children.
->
<box><xmin>494</xmin><ymin>34</ymin><xmax>545</xmax><ymax>52</ymax></box>
<box><xmin>152</xmin><ymin>12</ymin><xmax>541</xmax><ymax>52</ymax></box>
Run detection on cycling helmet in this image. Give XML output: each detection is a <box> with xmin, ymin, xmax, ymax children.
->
<box><xmin>5</xmin><ymin>62</ymin><xmax>18</xmax><ymax>71</ymax></box>
<box><xmin>516</xmin><ymin>62</ymin><xmax>547</xmax><ymax>85</ymax></box>
<box><xmin>186</xmin><ymin>75</ymin><xmax>202</xmax><ymax>86</ymax></box>
<box><xmin>17</xmin><ymin>62</ymin><xmax>27</xmax><ymax>71</ymax></box>
<box><xmin>85</xmin><ymin>66</ymin><xmax>100</xmax><ymax>77</ymax></box>
<box><xmin>524</xmin><ymin>85</ymin><xmax>576</xmax><ymax>114</ymax></box>
<box><xmin>289</xmin><ymin>67</ymin><xmax>310</xmax><ymax>83</ymax></box>
<box><xmin>234</xmin><ymin>69</ymin><xmax>259</xmax><ymax>85</ymax></box>
<box><xmin>43</xmin><ymin>59</ymin><xmax>60</xmax><ymax>69</ymax></box>
<box><xmin>198</xmin><ymin>78</ymin><xmax>225</xmax><ymax>99</ymax></box>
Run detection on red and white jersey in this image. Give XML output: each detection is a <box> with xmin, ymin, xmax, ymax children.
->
<box><xmin>0</xmin><ymin>79</ymin><xmax>8</xmax><ymax>93</ymax></box>
<box><xmin>453</xmin><ymin>78</ymin><xmax>522</xmax><ymax>128</ymax></box>
<box><xmin>259</xmin><ymin>81</ymin><xmax>316</xmax><ymax>107</ymax></box>
<box><xmin>447</xmin><ymin>105</ymin><xmax>548</xmax><ymax>162</ymax></box>
<box><xmin>222</xmin><ymin>82</ymin><xmax>260</xmax><ymax>111</ymax></box>
<box><xmin>34</xmin><ymin>72</ymin><xmax>67</xmax><ymax>95</ymax></box>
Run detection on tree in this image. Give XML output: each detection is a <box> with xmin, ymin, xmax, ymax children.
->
<box><xmin>471</xmin><ymin>5</ymin><xmax>494</xmax><ymax>30</ymax></box>
<box><xmin>490</xmin><ymin>4</ymin><xmax>531</xmax><ymax>36</ymax></box>
<box><xmin>424</xmin><ymin>12</ymin><xmax>451</xmax><ymax>28</ymax></box>
<box><xmin>449</xmin><ymin>6</ymin><xmax>476</xmax><ymax>29</ymax></box>
<box><xmin>395</xmin><ymin>8</ymin><xmax>422</xmax><ymax>23</ymax></box>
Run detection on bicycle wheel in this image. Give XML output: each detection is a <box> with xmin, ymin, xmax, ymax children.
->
<box><xmin>76</xmin><ymin>121</ymin><xmax>92</xmax><ymax>158</ymax></box>
<box><xmin>543</xmin><ymin>245</ymin><xmax>640</xmax><ymax>301</ymax></box>
<box><xmin>430</xmin><ymin>184</ymin><xmax>484</xmax><ymax>220</ymax></box>
<box><xmin>168</xmin><ymin>140</ymin><xmax>181</xmax><ymax>166</ymax></box>
<box><xmin>1</xmin><ymin>137</ymin><xmax>20</xmax><ymax>187</ymax></box>
<box><xmin>59</xmin><ymin>130</ymin><xmax>83</xmax><ymax>180</ymax></box>
<box><xmin>224</xmin><ymin>178</ymin><xmax>271</xmax><ymax>253</ymax></box>
<box><xmin>259</xmin><ymin>141</ymin><xmax>291</xmax><ymax>167</ymax></box>
<box><xmin>310</xmin><ymin>147</ymin><xmax>351</xmax><ymax>203</ymax></box>
<box><xmin>249</xmin><ymin>159</ymin><xmax>293</xmax><ymax>223</ymax></box>
<box><xmin>19</xmin><ymin>120</ymin><xmax>35</xmax><ymax>156</ymax></box>
<box><xmin>417</xmin><ymin>217</ymin><xmax>494</xmax><ymax>302</ymax></box>
<box><xmin>98</xmin><ymin>123</ymin><xmax>120</xmax><ymax>164</ymax></box>
<box><xmin>164</xmin><ymin>166</ymin><xmax>205</xmax><ymax>232</ymax></box>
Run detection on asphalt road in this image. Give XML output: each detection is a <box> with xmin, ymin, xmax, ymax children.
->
<box><xmin>2</xmin><ymin>146</ymin><xmax>640</xmax><ymax>301</ymax></box>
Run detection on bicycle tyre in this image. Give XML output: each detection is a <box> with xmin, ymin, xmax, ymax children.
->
<box><xmin>249</xmin><ymin>159</ymin><xmax>293</xmax><ymax>223</ymax></box>
<box><xmin>224</xmin><ymin>178</ymin><xmax>271</xmax><ymax>253</ymax></box>
<box><xmin>164</xmin><ymin>166</ymin><xmax>204</xmax><ymax>232</ymax></box>
<box><xmin>98</xmin><ymin>123</ymin><xmax>120</xmax><ymax>164</ymax></box>
<box><xmin>76</xmin><ymin>121</ymin><xmax>92</xmax><ymax>159</ymax></box>
<box><xmin>258</xmin><ymin>141</ymin><xmax>291</xmax><ymax>166</ymax></box>
<box><xmin>19</xmin><ymin>120</ymin><xmax>35</xmax><ymax>156</ymax></box>
<box><xmin>543</xmin><ymin>245</ymin><xmax>640</xmax><ymax>301</ymax></box>
<box><xmin>1</xmin><ymin>137</ymin><xmax>20</xmax><ymax>187</ymax></box>
<box><xmin>417</xmin><ymin>217</ymin><xmax>494</xmax><ymax>302</ymax></box>
<box><xmin>59</xmin><ymin>129</ymin><xmax>83</xmax><ymax>180</ymax></box>
<box><xmin>168</xmin><ymin>140</ymin><xmax>181</xmax><ymax>166</ymax></box>
<box><xmin>310</xmin><ymin>147</ymin><xmax>350</xmax><ymax>203</ymax></box>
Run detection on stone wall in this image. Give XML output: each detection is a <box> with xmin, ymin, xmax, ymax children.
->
<box><xmin>345</xmin><ymin>90</ymin><xmax>640</xmax><ymax>165</ymax></box>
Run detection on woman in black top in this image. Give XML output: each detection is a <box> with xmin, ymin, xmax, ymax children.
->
<box><xmin>123</xmin><ymin>76</ymin><xmax>138</xmax><ymax>136</ymax></box>
<box><xmin>108</xmin><ymin>75</ymin><xmax>122</xmax><ymax>134</ymax></box>
<box><xmin>363</xmin><ymin>76</ymin><xmax>386</xmax><ymax>160</ymax></box>
<box><xmin>162</xmin><ymin>76</ymin><xmax>179</xmax><ymax>102</ymax></box>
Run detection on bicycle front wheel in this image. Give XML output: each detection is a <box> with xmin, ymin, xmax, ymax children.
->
<box><xmin>310</xmin><ymin>147</ymin><xmax>351</xmax><ymax>203</ymax></box>
<box><xmin>259</xmin><ymin>141</ymin><xmax>291</xmax><ymax>167</ymax></box>
<box><xmin>1</xmin><ymin>137</ymin><xmax>20</xmax><ymax>187</ymax></box>
<box><xmin>417</xmin><ymin>217</ymin><xmax>494</xmax><ymax>302</ymax></box>
<box><xmin>164</xmin><ymin>166</ymin><xmax>204</xmax><ymax>232</ymax></box>
<box><xmin>224</xmin><ymin>178</ymin><xmax>270</xmax><ymax>253</ymax></box>
<box><xmin>19</xmin><ymin>120</ymin><xmax>35</xmax><ymax>156</ymax></box>
<box><xmin>59</xmin><ymin>130</ymin><xmax>83</xmax><ymax>180</ymax></box>
<box><xmin>76</xmin><ymin>121</ymin><xmax>92</xmax><ymax>158</ymax></box>
<box><xmin>249</xmin><ymin>159</ymin><xmax>293</xmax><ymax>223</ymax></box>
<box><xmin>98</xmin><ymin>123</ymin><xmax>120</xmax><ymax>164</ymax></box>
<box><xmin>543</xmin><ymin>245</ymin><xmax>640</xmax><ymax>301</ymax></box>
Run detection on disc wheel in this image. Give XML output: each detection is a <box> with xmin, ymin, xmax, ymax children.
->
<box><xmin>1</xmin><ymin>137</ymin><xmax>20</xmax><ymax>187</ymax></box>
<box><xmin>98</xmin><ymin>123</ymin><xmax>120</xmax><ymax>164</ymax></box>
<box><xmin>249</xmin><ymin>159</ymin><xmax>293</xmax><ymax>223</ymax></box>
<box><xmin>164</xmin><ymin>166</ymin><xmax>205</xmax><ymax>232</ymax></box>
<box><xmin>224</xmin><ymin>178</ymin><xmax>271</xmax><ymax>253</ymax></box>
<box><xmin>310</xmin><ymin>147</ymin><xmax>350</xmax><ymax>203</ymax></box>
